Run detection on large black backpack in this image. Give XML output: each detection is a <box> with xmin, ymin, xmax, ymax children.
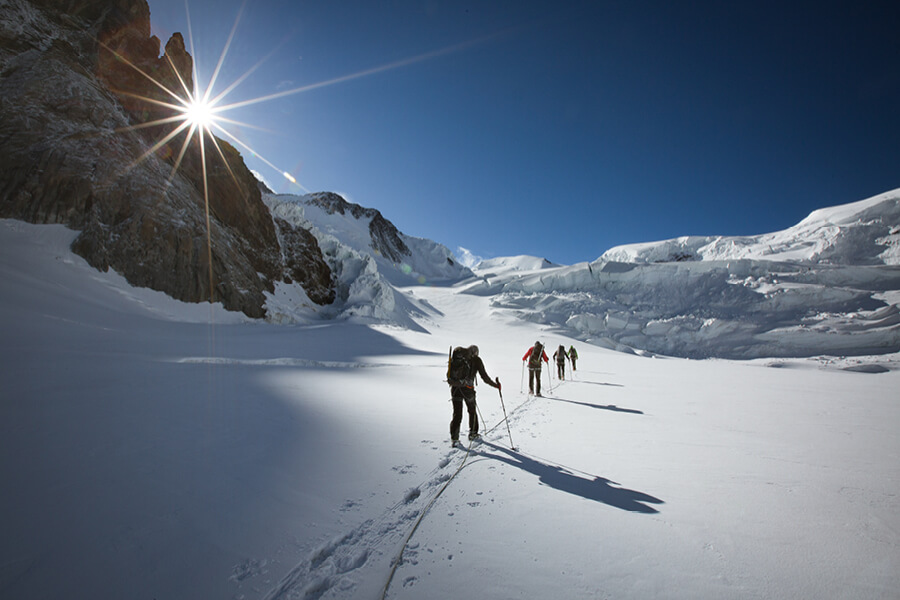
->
<box><xmin>556</xmin><ymin>345</ymin><xmax>566</xmax><ymax>363</ymax></box>
<box><xmin>447</xmin><ymin>346</ymin><xmax>473</xmax><ymax>387</ymax></box>
<box><xmin>528</xmin><ymin>342</ymin><xmax>543</xmax><ymax>368</ymax></box>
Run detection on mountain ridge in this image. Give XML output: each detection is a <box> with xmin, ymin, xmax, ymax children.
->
<box><xmin>599</xmin><ymin>188</ymin><xmax>900</xmax><ymax>266</ymax></box>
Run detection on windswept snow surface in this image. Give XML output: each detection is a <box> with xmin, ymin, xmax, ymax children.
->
<box><xmin>2</xmin><ymin>218</ymin><xmax>899</xmax><ymax>599</ymax></box>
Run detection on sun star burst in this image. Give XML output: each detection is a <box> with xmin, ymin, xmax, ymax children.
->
<box><xmin>182</xmin><ymin>94</ymin><xmax>217</xmax><ymax>129</ymax></box>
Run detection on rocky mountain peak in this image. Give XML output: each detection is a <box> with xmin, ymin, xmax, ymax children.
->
<box><xmin>305</xmin><ymin>192</ymin><xmax>411</xmax><ymax>263</ymax></box>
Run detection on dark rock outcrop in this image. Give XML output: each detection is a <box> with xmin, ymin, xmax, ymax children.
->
<box><xmin>0</xmin><ymin>0</ymin><xmax>334</xmax><ymax>317</ymax></box>
<box><xmin>272</xmin><ymin>217</ymin><xmax>335</xmax><ymax>305</ymax></box>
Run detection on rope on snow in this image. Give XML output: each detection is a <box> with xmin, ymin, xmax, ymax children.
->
<box><xmin>379</xmin><ymin>397</ymin><xmax>531</xmax><ymax>599</ymax></box>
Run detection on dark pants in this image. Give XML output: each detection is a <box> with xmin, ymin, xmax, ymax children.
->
<box><xmin>528</xmin><ymin>368</ymin><xmax>541</xmax><ymax>395</ymax></box>
<box><xmin>557</xmin><ymin>361</ymin><xmax>565</xmax><ymax>379</ymax></box>
<box><xmin>450</xmin><ymin>387</ymin><xmax>477</xmax><ymax>440</ymax></box>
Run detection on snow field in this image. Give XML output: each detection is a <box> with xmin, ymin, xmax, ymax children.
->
<box><xmin>372</xmin><ymin>289</ymin><xmax>900</xmax><ymax>600</ymax></box>
<box><xmin>1</xmin><ymin>220</ymin><xmax>898</xmax><ymax>599</ymax></box>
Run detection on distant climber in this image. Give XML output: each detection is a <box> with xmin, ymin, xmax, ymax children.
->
<box><xmin>569</xmin><ymin>345</ymin><xmax>578</xmax><ymax>371</ymax></box>
<box><xmin>553</xmin><ymin>344</ymin><xmax>569</xmax><ymax>380</ymax></box>
<box><xmin>522</xmin><ymin>341</ymin><xmax>549</xmax><ymax>396</ymax></box>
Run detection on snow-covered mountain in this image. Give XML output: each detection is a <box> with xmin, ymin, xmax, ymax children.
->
<box><xmin>469</xmin><ymin>189</ymin><xmax>900</xmax><ymax>359</ymax></box>
<box><xmin>601</xmin><ymin>188</ymin><xmax>900</xmax><ymax>265</ymax></box>
<box><xmin>269</xmin><ymin>191</ymin><xmax>471</xmax><ymax>284</ymax></box>
<box><xmin>261</xmin><ymin>191</ymin><xmax>471</xmax><ymax>327</ymax></box>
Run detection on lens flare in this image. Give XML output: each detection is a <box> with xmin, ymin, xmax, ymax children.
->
<box><xmin>183</xmin><ymin>95</ymin><xmax>216</xmax><ymax>128</ymax></box>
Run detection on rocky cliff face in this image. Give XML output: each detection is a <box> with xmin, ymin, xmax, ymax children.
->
<box><xmin>0</xmin><ymin>0</ymin><xmax>334</xmax><ymax>317</ymax></box>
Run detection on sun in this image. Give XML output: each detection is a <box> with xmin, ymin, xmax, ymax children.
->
<box><xmin>182</xmin><ymin>94</ymin><xmax>216</xmax><ymax>129</ymax></box>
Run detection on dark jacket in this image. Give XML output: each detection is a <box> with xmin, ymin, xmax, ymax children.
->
<box><xmin>450</xmin><ymin>355</ymin><xmax>498</xmax><ymax>399</ymax></box>
<box><xmin>553</xmin><ymin>347</ymin><xmax>569</xmax><ymax>364</ymax></box>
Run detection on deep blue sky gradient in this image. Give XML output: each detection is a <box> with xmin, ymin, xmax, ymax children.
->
<box><xmin>146</xmin><ymin>0</ymin><xmax>900</xmax><ymax>265</ymax></box>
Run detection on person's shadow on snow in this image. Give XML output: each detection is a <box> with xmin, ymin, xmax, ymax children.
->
<box><xmin>475</xmin><ymin>441</ymin><xmax>663</xmax><ymax>514</ymax></box>
<box><xmin>546</xmin><ymin>396</ymin><xmax>644</xmax><ymax>414</ymax></box>
<box><xmin>573</xmin><ymin>379</ymin><xmax>624</xmax><ymax>388</ymax></box>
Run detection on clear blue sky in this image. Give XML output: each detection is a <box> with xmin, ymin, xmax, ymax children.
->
<box><xmin>147</xmin><ymin>0</ymin><xmax>900</xmax><ymax>265</ymax></box>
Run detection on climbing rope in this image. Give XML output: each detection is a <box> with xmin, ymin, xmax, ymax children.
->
<box><xmin>379</xmin><ymin>397</ymin><xmax>530</xmax><ymax>599</ymax></box>
<box><xmin>379</xmin><ymin>436</ymin><xmax>474</xmax><ymax>600</ymax></box>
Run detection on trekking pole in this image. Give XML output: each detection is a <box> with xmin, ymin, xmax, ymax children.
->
<box><xmin>496</xmin><ymin>379</ymin><xmax>516</xmax><ymax>450</ymax></box>
<box><xmin>520</xmin><ymin>360</ymin><xmax>525</xmax><ymax>393</ymax></box>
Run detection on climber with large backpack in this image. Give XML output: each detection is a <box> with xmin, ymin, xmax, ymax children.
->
<box><xmin>522</xmin><ymin>341</ymin><xmax>549</xmax><ymax>396</ymax></box>
<box><xmin>553</xmin><ymin>344</ymin><xmax>569</xmax><ymax>380</ymax></box>
<box><xmin>568</xmin><ymin>345</ymin><xmax>578</xmax><ymax>371</ymax></box>
<box><xmin>447</xmin><ymin>345</ymin><xmax>500</xmax><ymax>447</ymax></box>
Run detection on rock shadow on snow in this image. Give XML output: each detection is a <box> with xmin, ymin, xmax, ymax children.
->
<box><xmin>476</xmin><ymin>442</ymin><xmax>663</xmax><ymax>513</ymax></box>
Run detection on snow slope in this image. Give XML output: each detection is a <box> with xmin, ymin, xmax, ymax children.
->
<box><xmin>2</xmin><ymin>218</ymin><xmax>898</xmax><ymax>600</ymax></box>
<box><xmin>474</xmin><ymin>255</ymin><xmax>561</xmax><ymax>276</ymax></box>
